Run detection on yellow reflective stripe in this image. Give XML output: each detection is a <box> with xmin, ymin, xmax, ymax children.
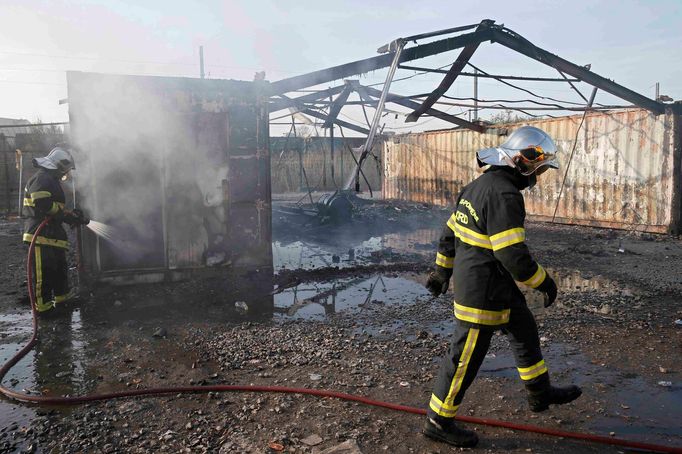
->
<box><xmin>34</xmin><ymin>246</ymin><xmax>54</xmax><ymax>312</ymax></box>
<box><xmin>47</xmin><ymin>201</ymin><xmax>64</xmax><ymax>215</ymax></box>
<box><xmin>518</xmin><ymin>359</ymin><xmax>548</xmax><ymax>381</ymax></box>
<box><xmin>429</xmin><ymin>393</ymin><xmax>459</xmax><ymax>418</ymax></box>
<box><xmin>34</xmin><ymin>246</ymin><xmax>43</xmax><ymax>309</ymax></box>
<box><xmin>454</xmin><ymin>223</ymin><xmax>492</xmax><ymax>250</ymax></box>
<box><xmin>23</xmin><ymin>233</ymin><xmax>69</xmax><ymax>249</ymax></box>
<box><xmin>446</xmin><ymin>213</ymin><xmax>457</xmax><ymax>232</ymax></box>
<box><xmin>30</xmin><ymin>191</ymin><xmax>52</xmax><ymax>201</ymax></box>
<box><xmin>23</xmin><ymin>198</ymin><xmax>35</xmax><ymax>207</ymax></box>
<box><xmin>454</xmin><ymin>222</ymin><xmax>489</xmax><ymax>241</ymax></box>
<box><xmin>448</xmin><ymin>214</ymin><xmax>491</xmax><ymax>249</ymax></box>
<box><xmin>490</xmin><ymin>227</ymin><xmax>525</xmax><ymax>251</ymax></box>
<box><xmin>441</xmin><ymin>328</ymin><xmax>479</xmax><ymax>414</ymax></box>
<box><xmin>54</xmin><ymin>294</ymin><xmax>68</xmax><ymax>304</ymax></box>
<box><xmin>435</xmin><ymin>252</ymin><xmax>454</xmax><ymax>269</ymax></box>
<box><xmin>521</xmin><ymin>264</ymin><xmax>546</xmax><ymax>289</ymax></box>
<box><xmin>454</xmin><ymin>302</ymin><xmax>510</xmax><ymax>326</ymax></box>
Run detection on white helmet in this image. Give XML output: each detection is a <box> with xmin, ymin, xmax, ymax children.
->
<box><xmin>477</xmin><ymin>126</ymin><xmax>559</xmax><ymax>176</ymax></box>
<box><xmin>33</xmin><ymin>146</ymin><xmax>76</xmax><ymax>174</ymax></box>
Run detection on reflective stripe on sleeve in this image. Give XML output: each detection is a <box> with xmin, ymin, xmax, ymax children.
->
<box><xmin>23</xmin><ymin>233</ymin><xmax>69</xmax><ymax>249</ymax></box>
<box><xmin>47</xmin><ymin>201</ymin><xmax>64</xmax><ymax>215</ymax></box>
<box><xmin>448</xmin><ymin>213</ymin><xmax>493</xmax><ymax>249</ymax></box>
<box><xmin>435</xmin><ymin>252</ymin><xmax>454</xmax><ymax>269</ymax></box>
<box><xmin>490</xmin><ymin>227</ymin><xmax>525</xmax><ymax>251</ymax></box>
<box><xmin>54</xmin><ymin>294</ymin><xmax>69</xmax><ymax>304</ymax></box>
<box><xmin>23</xmin><ymin>198</ymin><xmax>35</xmax><ymax>207</ymax></box>
<box><xmin>30</xmin><ymin>191</ymin><xmax>52</xmax><ymax>201</ymax></box>
<box><xmin>518</xmin><ymin>359</ymin><xmax>548</xmax><ymax>381</ymax></box>
<box><xmin>446</xmin><ymin>213</ymin><xmax>457</xmax><ymax>232</ymax></box>
<box><xmin>454</xmin><ymin>302</ymin><xmax>510</xmax><ymax>326</ymax></box>
<box><xmin>521</xmin><ymin>264</ymin><xmax>546</xmax><ymax>289</ymax></box>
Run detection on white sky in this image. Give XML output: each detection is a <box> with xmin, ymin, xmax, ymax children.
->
<box><xmin>1</xmin><ymin>0</ymin><xmax>680</xmax><ymax>135</ymax></box>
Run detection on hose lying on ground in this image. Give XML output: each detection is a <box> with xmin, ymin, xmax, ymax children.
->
<box><xmin>1</xmin><ymin>218</ymin><xmax>681</xmax><ymax>454</ymax></box>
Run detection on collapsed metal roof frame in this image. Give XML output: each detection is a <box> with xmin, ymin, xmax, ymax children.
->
<box><xmin>269</xmin><ymin>19</ymin><xmax>676</xmax><ymax>192</ymax></box>
<box><xmin>270</xmin><ymin>19</ymin><xmax>672</xmax><ymax>117</ymax></box>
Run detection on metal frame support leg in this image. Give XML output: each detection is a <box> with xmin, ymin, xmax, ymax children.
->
<box><xmin>345</xmin><ymin>39</ymin><xmax>405</xmax><ymax>192</ymax></box>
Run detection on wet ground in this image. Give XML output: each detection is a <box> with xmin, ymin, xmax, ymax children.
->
<box><xmin>1</xmin><ymin>198</ymin><xmax>682</xmax><ymax>453</ymax></box>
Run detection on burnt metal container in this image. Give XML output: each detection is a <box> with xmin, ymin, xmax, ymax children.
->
<box><xmin>67</xmin><ymin>71</ymin><xmax>271</xmax><ymax>284</ymax></box>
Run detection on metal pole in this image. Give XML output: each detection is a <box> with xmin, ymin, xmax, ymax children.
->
<box><xmin>656</xmin><ymin>82</ymin><xmax>660</xmax><ymax>101</ymax></box>
<box><xmin>15</xmin><ymin>149</ymin><xmax>23</xmax><ymax>216</ymax></box>
<box><xmin>345</xmin><ymin>39</ymin><xmax>406</xmax><ymax>192</ymax></box>
<box><xmin>298</xmin><ymin>140</ymin><xmax>304</xmax><ymax>191</ymax></box>
<box><xmin>473</xmin><ymin>69</ymin><xmax>479</xmax><ymax>121</ymax></box>
<box><xmin>340</xmin><ymin>132</ymin><xmax>344</xmax><ymax>184</ymax></box>
<box><xmin>330</xmin><ymin>110</ymin><xmax>335</xmax><ymax>186</ymax></box>
<box><xmin>200</xmin><ymin>46</ymin><xmax>205</xmax><ymax>79</ymax></box>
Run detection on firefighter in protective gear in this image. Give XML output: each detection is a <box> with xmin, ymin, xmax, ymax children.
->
<box><xmin>22</xmin><ymin>145</ymin><xmax>89</xmax><ymax>314</ymax></box>
<box><xmin>423</xmin><ymin>126</ymin><xmax>581</xmax><ymax>448</ymax></box>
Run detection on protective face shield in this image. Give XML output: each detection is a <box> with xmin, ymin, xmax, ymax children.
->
<box><xmin>33</xmin><ymin>146</ymin><xmax>76</xmax><ymax>176</ymax></box>
<box><xmin>476</xmin><ymin>126</ymin><xmax>560</xmax><ymax>177</ymax></box>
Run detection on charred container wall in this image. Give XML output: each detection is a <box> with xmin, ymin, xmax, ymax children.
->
<box><xmin>383</xmin><ymin>108</ymin><xmax>681</xmax><ymax>234</ymax></box>
<box><xmin>67</xmin><ymin>71</ymin><xmax>271</xmax><ymax>284</ymax></box>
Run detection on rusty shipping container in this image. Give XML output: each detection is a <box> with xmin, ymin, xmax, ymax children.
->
<box><xmin>67</xmin><ymin>71</ymin><xmax>271</xmax><ymax>284</ymax></box>
<box><xmin>383</xmin><ymin>108</ymin><xmax>682</xmax><ymax>233</ymax></box>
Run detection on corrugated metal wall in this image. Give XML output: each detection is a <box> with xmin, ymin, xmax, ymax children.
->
<box><xmin>383</xmin><ymin>108</ymin><xmax>681</xmax><ymax>233</ymax></box>
<box><xmin>270</xmin><ymin>137</ymin><xmax>381</xmax><ymax>193</ymax></box>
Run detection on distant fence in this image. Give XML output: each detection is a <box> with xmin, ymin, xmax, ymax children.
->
<box><xmin>270</xmin><ymin>137</ymin><xmax>382</xmax><ymax>194</ymax></box>
<box><xmin>1</xmin><ymin>132</ymin><xmax>66</xmax><ymax>215</ymax></box>
<box><xmin>383</xmin><ymin>107</ymin><xmax>682</xmax><ymax>234</ymax></box>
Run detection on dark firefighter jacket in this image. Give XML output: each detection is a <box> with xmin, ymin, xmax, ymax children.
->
<box><xmin>23</xmin><ymin>169</ymin><xmax>69</xmax><ymax>249</ymax></box>
<box><xmin>434</xmin><ymin>166</ymin><xmax>548</xmax><ymax>328</ymax></box>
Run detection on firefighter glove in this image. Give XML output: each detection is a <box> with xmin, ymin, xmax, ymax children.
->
<box><xmin>537</xmin><ymin>275</ymin><xmax>557</xmax><ymax>308</ymax></box>
<box><xmin>72</xmin><ymin>208</ymin><xmax>90</xmax><ymax>225</ymax></box>
<box><xmin>64</xmin><ymin>209</ymin><xmax>89</xmax><ymax>226</ymax></box>
<box><xmin>426</xmin><ymin>267</ymin><xmax>451</xmax><ymax>297</ymax></box>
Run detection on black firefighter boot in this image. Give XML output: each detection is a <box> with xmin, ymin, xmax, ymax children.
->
<box><xmin>526</xmin><ymin>375</ymin><xmax>582</xmax><ymax>412</ymax></box>
<box><xmin>423</xmin><ymin>416</ymin><xmax>479</xmax><ymax>448</ymax></box>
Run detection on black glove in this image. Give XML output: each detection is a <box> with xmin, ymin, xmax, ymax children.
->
<box><xmin>426</xmin><ymin>267</ymin><xmax>451</xmax><ymax>297</ymax></box>
<box><xmin>64</xmin><ymin>208</ymin><xmax>89</xmax><ymax>226</ymax></box>
<box><xmin>72</xmin><ymin>208</ymin><xmax>90</xmax><ymax>226</ymax></box>
<box><xmin>537</xmin><ymin>275</ymin><xmax>558</xmax><ymax>308</ymax></box>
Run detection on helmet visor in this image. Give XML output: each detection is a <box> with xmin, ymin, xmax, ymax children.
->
<box><xmin>498</xmin><ymin>126</ymin><xmax>560</xmax><ymax>176</ymax></box>
<box><xmin>513</xmin><ymin>145</ymin><xmax>559</xmax><ymax>176</ymax></box>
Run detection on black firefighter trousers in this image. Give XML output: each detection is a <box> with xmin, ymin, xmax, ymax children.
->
<box><xmin>28</xmin><ymin>245</ymin><xmax>69</xmax><ymax>313</ymax></box>
<box><xmin>427</xmin><ymin>302</ymin><xmax>548</xmax><ymax>420</ymax></box>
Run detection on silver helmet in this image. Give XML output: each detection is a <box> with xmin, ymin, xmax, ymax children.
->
<box><xmin>476</xmin><ymin>126</ymin><xmax>559</xmax><ymax>176</ymax></box>
<box><xmin>33</xmin><ymin>146</ymin><xmax>76</xmax><ymax>174</ymax></box>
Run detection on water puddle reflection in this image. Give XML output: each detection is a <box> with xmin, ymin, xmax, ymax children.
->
<box><xmin>274</xmin><ymin>274</ymin><xmax>430</xmax><ymax>319</ymax></box>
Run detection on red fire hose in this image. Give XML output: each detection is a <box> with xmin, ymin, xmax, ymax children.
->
<box><xmin>1</xmin><ymin>218</ymin><xmax>681</xmax><ymax>453</ymax></box>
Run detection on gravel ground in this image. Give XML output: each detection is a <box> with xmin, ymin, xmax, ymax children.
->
<box><xmin>1</xmin><ymin>199</ymin><xmax>682</xmax><ymax>453</ymax></box>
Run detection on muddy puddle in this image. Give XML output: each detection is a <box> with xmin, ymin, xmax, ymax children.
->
<box><xmin>0</xmin><ymin>307</ymin><xmax>90</xmax><ymax>446</ymax></box>
<box><xmin>480</xmin><ymin>342</ymin><xmax>682</xmax><ymax>443</ymax></box>
<box><xmin>273</xmin><ymin>228</ymin><xmax>438</xmax><ymax>271</ymax></box>
<box><xmin>274</xmin><ymin>274</ymin><xmax>430</xmax><ymax>319</ymax></box>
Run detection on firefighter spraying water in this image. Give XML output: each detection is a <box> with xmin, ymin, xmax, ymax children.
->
<box><xmin>22</xmin><ymin>145</ymin><xmax>89</xmax><ymax>314</ymax></box>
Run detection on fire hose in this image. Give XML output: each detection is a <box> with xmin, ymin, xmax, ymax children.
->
<box><xmin>0</xmin><ymin>218</ymin><xmax>681</xmax><ymax>453</ymax></box>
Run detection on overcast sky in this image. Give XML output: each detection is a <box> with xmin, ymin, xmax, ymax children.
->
<box><xmin>1</xmin><ymin>0</ymin><xmax>680</xmax><ymax>133</ymax></box>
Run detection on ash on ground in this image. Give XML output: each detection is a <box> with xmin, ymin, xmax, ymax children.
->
<box><xmin>1</xmin><ymin>198</ymin><xmax>681</xmax><ymax>453</ymax></box>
